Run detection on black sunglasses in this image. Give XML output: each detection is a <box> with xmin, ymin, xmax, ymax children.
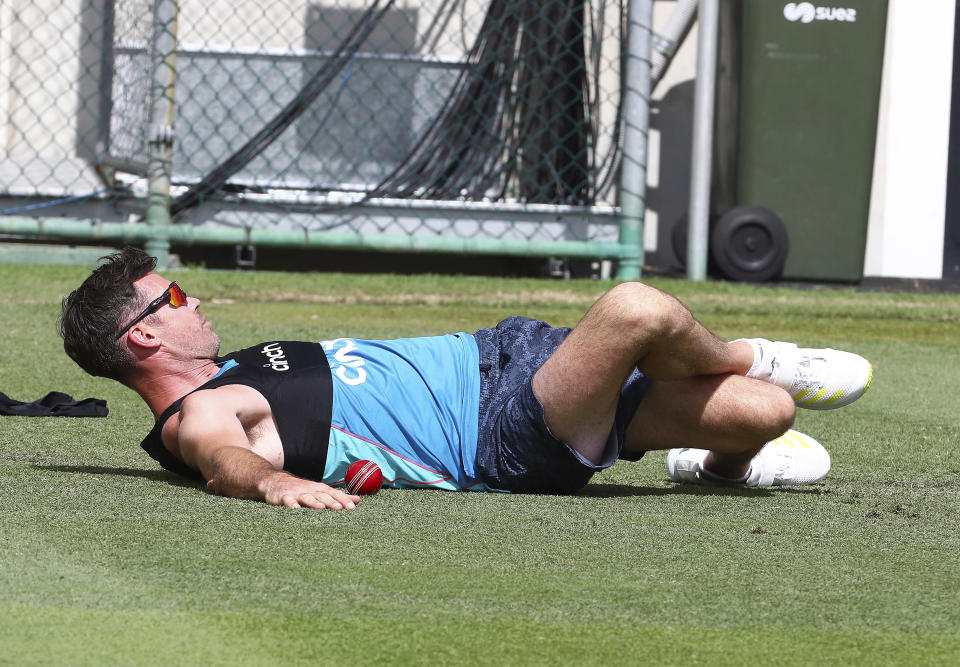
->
<box><xmin>115</xmin><ymin>282</ymin><xmax>188</xmax><ymax>340</ymax></box>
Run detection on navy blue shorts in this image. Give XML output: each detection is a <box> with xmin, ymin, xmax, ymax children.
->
<box><xmin>473</xmin><ymin>316</ymin><xmax>651</xmax><ymax>494</ymax></box>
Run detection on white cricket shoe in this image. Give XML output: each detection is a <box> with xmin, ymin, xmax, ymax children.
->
<box><xmin>666</xmin><ymin>430</ymin><xmax>831</xmax><ymax>487</ymax></box>
<box><xmin>738</xmin><ymin>338</ymin><xmax>873</xmax><ymax>410</ymax></box>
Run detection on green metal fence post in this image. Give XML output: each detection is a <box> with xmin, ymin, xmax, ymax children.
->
<box><xmin>616</xmin><ymin>0</ymin><xmax>654</xmax><ymax>282</ymax></box>
<box><xmin>144</xmin><ymin>0</ymin><xmax>179</xmax><ymax>269</ymax></box>
<box><xmin>687</xmin><ymin>0</ymin><xmax>719</xmax><ymax>281</ymax></box>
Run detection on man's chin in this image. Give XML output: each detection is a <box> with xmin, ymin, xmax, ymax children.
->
<box><xmin>200</xmin><ymin>331</ymin><xmax>221</xmax><ymax>359</ymax></box>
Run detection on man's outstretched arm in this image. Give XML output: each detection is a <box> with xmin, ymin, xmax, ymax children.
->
<box><xmin>176</xmin><ymin>396</ymin><xmax>360</xmax><ymax>510</ymax></box>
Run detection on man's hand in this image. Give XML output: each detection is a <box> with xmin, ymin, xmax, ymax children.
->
<box><xmin>253</xmin><ymin>471</ymin><xmax>361</xmax><ymax>510</ymax></box>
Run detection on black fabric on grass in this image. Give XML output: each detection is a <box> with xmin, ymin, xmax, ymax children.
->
<box><xmin>0</xmin><ymin>391</ymin><xmax>107</xmax><ymax>417</ymax></box>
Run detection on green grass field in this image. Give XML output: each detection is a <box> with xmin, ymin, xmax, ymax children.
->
<box><xmin>1</xmin><ymin>263</ymin><xmax>958</xmax><ymax>665</ymax></box>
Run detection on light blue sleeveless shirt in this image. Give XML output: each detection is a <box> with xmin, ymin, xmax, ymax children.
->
<box><xmin>320</xmin><ymin>334</ymin><xmax>494</xmax><ymax>491</ymax></box>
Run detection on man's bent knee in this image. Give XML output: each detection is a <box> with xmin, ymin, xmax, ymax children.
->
<box><xmin>704</xmin><ymin>375</ymin><xmax>796</xmax><ymax>445</ymax></box>
<box><xmin>754</xmin><ymin>384</ymin><xmax>797</xmax><ymax>442</ymax></box>
<box><xmin>595</xmin><ymin>282</ymin><xmax>693</xmax><ymax>345</ymax></box>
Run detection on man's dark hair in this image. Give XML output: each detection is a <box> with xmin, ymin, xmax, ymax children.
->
<box><xmin>58</xmin><ymin>246</ymin><xmax>157</xmax><ymax>382</ymax></box>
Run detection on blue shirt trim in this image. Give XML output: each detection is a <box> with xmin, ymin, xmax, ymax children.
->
<box><xmin>213</xmin><ymin>359</ymin><xmax>239</xmax><ymax>379</ymax></box>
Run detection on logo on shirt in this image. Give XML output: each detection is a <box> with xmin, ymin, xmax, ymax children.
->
<box><xmin>321</xmin><ymin>338</ymin><xmax>367</xmax><ymax>386</ymax></box>
<box><xmin>261</xmin><ymin>342</ymin><xmax>290</xmax><ymax>371</ymax></box>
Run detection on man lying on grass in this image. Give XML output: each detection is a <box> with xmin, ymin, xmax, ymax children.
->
<box><xmin>58</xmin><ymin>247</ymin><xmax>872</xmax><ymax>510</ymax></box>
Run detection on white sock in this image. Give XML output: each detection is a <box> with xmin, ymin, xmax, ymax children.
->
<box><xmin>700</xmin><ymin>462</ymin><xmax>752</xmax><ymax>485</ymax></box>
<box><xmin>732</xmin><ymin>337</ymin><xmax>768</xmax><ymax>379</ymax></box>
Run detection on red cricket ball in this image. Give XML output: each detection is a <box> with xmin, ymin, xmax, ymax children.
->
<box><xmin>344</xmin><ymin>460</ymin><xmax>383</xmax><ymax>495</ymax></box>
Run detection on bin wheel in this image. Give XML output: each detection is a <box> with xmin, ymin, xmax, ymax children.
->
<box><xmin>710</xmin><ymin>205</ymin><xmax>788</xmax><ymax>282</ymax></box>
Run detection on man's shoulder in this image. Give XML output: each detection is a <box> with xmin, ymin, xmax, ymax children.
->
<box><xmin>180</xmin><ymin>383</ymin><xmax>270</xmax><ymax>417</ymax></box>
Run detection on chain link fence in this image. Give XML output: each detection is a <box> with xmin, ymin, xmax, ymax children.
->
<box><xmin>1</xmin><ymin>0</ymin><xmax>652</xmax><ymax>274</ymax></box>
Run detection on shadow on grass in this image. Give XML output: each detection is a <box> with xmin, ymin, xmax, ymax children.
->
<box><xmin>581</xmin><ymin>483</ymin><xmax>831</xmax><ymax>498</ymax></box>
<box><xmin>580</xmin><ymin>483</ymin><xmax>769</xmax><ymax>498</ymax></box>
<box><xmin>33</xmin><ymin>464</ymin><xmax>833</xmax><ymax>499</ymax></box>
<box><xmin>33</xmin><ymin>464</ymin><xmax>204</xmax><ymax>490</ymax></box>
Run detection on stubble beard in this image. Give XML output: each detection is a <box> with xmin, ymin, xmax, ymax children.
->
<box><xmin>206</xmin><ymin>330</ymin><xmax>222</xmax><ymax>359</ymax></box>
<box><xmin>185</xmin><ymin>326</ymin><xmax>221</xmax><ymax>361</ymax></box>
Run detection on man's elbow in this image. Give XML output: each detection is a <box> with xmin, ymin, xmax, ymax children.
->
<box><xmin>205</xmin><ymin>476</ymin><xmax>226</xmax><ymax>496</ymax></box>
<box><xmin>203</xmin><ymin>449</ymin><xmax>281</xmax><ymax>500</ymax></box>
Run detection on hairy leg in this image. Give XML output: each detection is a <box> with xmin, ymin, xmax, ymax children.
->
<box><xmin>532</xmin><ymin>282</ymin><xmax>761</xmax><ymax>465</ymax></box>
<box><xmin>622</xmin><ymin>374</ymin><xmax>796</xmax><ymax>478</ymax></box>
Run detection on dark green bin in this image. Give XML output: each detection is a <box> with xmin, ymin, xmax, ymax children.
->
<box><xmin>722</xmin><ymin>1</ymin><xmax>888</xmax><ymax>281</ymax></box>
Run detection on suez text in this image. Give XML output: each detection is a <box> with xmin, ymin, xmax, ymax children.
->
<box><xmin>783</xmin><ymin>3</ymin><xmax>857</xmax><ymax>23</ymax></box>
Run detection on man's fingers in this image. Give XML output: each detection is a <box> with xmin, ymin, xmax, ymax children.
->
<box><xmin>302</xmin><ymin>492</ymin><xmax>341</xmax><ymax>510</ymax></box>
<box><xmin>299</xmin><ymin>494</ymin><xmax>326</xmax><ymax>510</ymax></box>
<box><xmin>313</xmin><ymin>490</ymin><xmax>359</xmax><ymax>510</ymax></box>
<box><xmin>266</xmin><ymin>484</ymin><xmax>361</xmax><ymax>510</ymax></box>
<box><xmin>293</xmin><ymin>491</ymin><xmax>358</xmax><ymax>510</ymax></box>
<box><xmin>329</xmin><ymin>489</ymin><xmax>359</xmax><ymax>509</ymax></box>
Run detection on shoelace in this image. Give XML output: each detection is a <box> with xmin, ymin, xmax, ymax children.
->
<box><xmin>795</xmin><ymin>355</ymin><xmax>827</xmax><ymax>383</ymax></box>
<box><xmin>759</xmin><ymin>448</ymin><xmax>795</xmax><ymax>482</ymax></box>
<box><xmin>775</xmin><ymin>351</ymin><xmax>827</xmax><ymax>387</ymax></box>
<box><xmin>772</xmin><ymin>454</ymin><xmax>792</xmax><ymax>479</ymax></box>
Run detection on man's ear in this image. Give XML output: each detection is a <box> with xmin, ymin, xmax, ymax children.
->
<box><xmin>127</xmin><ymin>324</ymin><xmax>161</xmax><ymax>350</ymax></box>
